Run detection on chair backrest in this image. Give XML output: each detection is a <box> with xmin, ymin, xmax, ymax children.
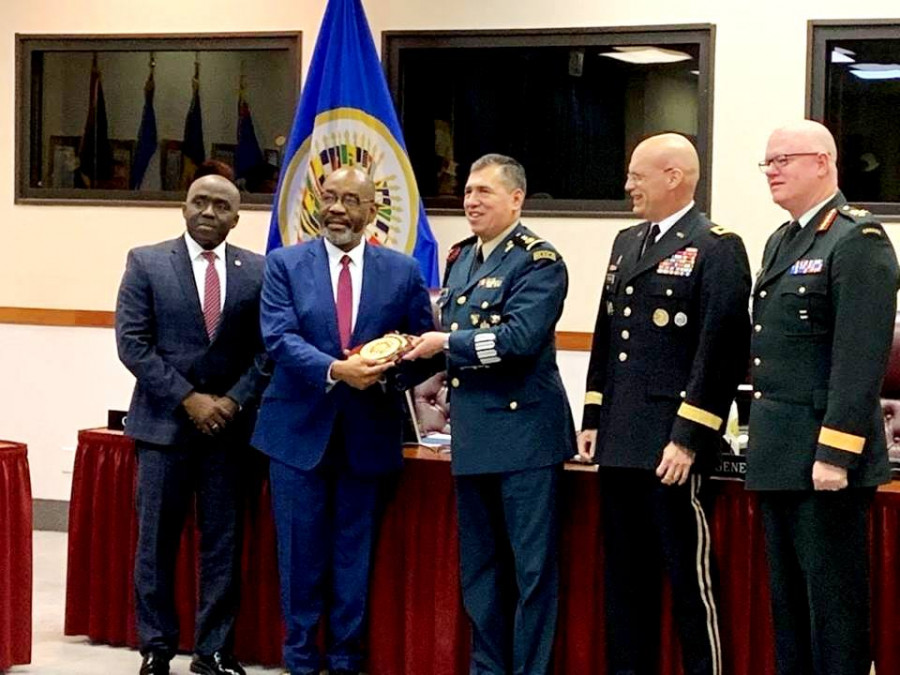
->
<box><xmin>882</xmin><ymin>313</ymin><xmax>900</xmax><ymax>397</ymax></box>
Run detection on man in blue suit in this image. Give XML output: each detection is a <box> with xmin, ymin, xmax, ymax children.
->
<box><xmin>404</xmin><ymin>154</ymin><xmax>575</xmax><ymax>675</ymax></box>
<box><xmin>251</xmin><ymin>166</ymin><xmax>434</xmax><ymax>675</ymax></box>
<box><xmin>116</xmin><ymin>174</ymin><xmax>270</xmax><ymax>675</ymax></box>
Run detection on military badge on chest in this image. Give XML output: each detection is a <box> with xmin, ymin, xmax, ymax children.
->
<box><xmin>657</xmin><ymin>247</ymin><xmax>698</xmax><ymax>277</ymax></box>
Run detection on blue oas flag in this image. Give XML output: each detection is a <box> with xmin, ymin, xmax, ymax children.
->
<box><xmin>267</xmin><ymin>0</ymin><xmax>439</xmax><ymax>287</ymax></box>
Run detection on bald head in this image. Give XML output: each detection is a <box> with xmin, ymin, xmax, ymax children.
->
<box><xmin>763</xmin><ymin>120</ymin><xmax>839</xmax><ymax>219</ymax></box>
<box><xmin>183</xmin><ymin>174</ymin><xmax>240</xmax><ymax>250</ymax></box>
<box><xmin>319</xmin><ymin>165</ymin><xmax>377</xmax><ymax>251</ymax></box>
<box><xmin>625</xmin><ymin>133</ymin><xmax>700</xmax><ymax>222</ymax></box>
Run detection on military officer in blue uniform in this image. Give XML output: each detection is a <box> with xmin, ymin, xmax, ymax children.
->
<box><xmin>748</xmin><ymin>120</ymin><xmax>899</xmax><ymax>675</ymax></box>
<box><xmin>578</xmin><ymin>133</ymin><xmax>751</xmax><ymax>675</ymax></box>
<box><xmin>404</xmin><ymin>154</ymin><xmax>574</xmax><ymax>675</ymax></box>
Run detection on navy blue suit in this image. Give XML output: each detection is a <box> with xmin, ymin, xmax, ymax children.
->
<box><xmin>439</xmin><ymin>223</ymin><xmax>575</xmax><ymax>675</ymax></box>
<box><xmin>251</xmin><ymin>238</ymin><xmax>434</xmax><ymax>674</ymax></box>
<box><xmin>115</xmin><ymin>235</ymin><xmax>269</xmax><ymax>658</ymax></box>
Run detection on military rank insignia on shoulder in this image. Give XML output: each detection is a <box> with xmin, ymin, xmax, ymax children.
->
<box><xmin>515</xmin><ymin>232</ymin><xmax>547</xmax><ymax>251</ymax></box>
<box><xmin>513</xmin><ymin>230</ymin><xmax>559</xmax><ymax>262</ymax></box>
<box><xmin>533</xmin><ymin>249</ymin><xmax>557</xmax><ymax>262</ymax></box>
<box><xmin>709</xmin><ymin>225</ymin><xmax>733</xmax><ymax>237</ymax></box>
<box><xmin>840</xmin><ymin>204</ymin><xmax>871</xmax><ymax>220</ymax></box>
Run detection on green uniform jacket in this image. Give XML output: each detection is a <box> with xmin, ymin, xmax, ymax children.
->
<box><xmin>747</xmin><ymin>193</ymin><xmax>900</xmax><ymax>490</ymax></box>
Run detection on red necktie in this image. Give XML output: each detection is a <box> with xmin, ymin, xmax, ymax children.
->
<box><xmin>337</xmin><ymin>255</ymin><xmax>353</xmax><ymax>350</ymax></box>
<box><xmin>201</xmin><ymin>251</ymin><xmax>221</xmax><ymax>339</ymax></box>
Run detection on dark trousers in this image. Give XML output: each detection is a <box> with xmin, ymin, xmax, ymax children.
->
<box><xmin>454</xmin><ymin>465</ymin><xmax>561</xmax><ymax>675</ymax></box>
<box><xmin>759</xmin><ymin>489</ymin><xmax>874</xmax><ymax>675</ymax></box>
<box><xmin>598</xmin><ymin>468</ymin><xmax>722</xmax><ymax>675</ymax></box>
<box><xmin>134</xmin><ymin>439</ymin><xmax>241</xmax><ymax>658</ymax></box>
<box><xmin>269</xmin><ymin>447</ymin><xmax>383</xmax><ymax>675</ymax></box>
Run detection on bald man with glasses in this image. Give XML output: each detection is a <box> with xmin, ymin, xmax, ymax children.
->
<box><xmin>749</xmin><ymin>120</ymin><xmax>899</xmax><ymax>675</ymax></box>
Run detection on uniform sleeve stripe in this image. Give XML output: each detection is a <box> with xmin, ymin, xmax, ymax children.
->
<box><xmin>677</xmin><ymin>403</ymin><xmax>723</xmax><ymax>431</ymax></box>
<box><xmin>818</xmin><ymin>427</ymin><xmax>865</xmax><ymax>454</ymax></box>
<box><xmin>585</xmin><ymin>392</ymin><xmax>603</xmax><ymax>406</ymax></box>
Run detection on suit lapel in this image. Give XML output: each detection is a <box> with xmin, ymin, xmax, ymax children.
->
<box><xmin>623</xmin><ymin>208</ymin><xmax>702</xmax><ymax>283</ymax></box>
<box><xmin>352</xmin><ymin>244</ymin><xmax>381</xmax><ymax>345</ymax></box>
<box><xmin>220</xmin><ymin>244</ymin><xmax>244</xmax><ymax>324</ymax></box>
<box><xmin>169</xmin><ymin>237</ymin><xmax>208</xmax><ymax>340</ymax></box>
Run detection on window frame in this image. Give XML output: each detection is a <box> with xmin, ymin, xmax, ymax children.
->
<box><xmin>382</xmin><ymin>24</ymin><xmax>716</xmax><ymax>218</ymax></box>
<box><xmin>15</xmin><ymin>32</ymin><xmax>302</xmax><ymax>210</ymax></box>
<box><xmin>808</xmin><ymin>19</ymin><xmax>900</xmax><ymax>219</ymax></box>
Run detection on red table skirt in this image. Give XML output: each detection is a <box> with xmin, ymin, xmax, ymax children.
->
<box><xmin>0</xmin><ymin>441</ymin><xmax>33</xmax><ymax>670</ymax></box>
<box><xmin>66</xmin><ymin>429</ymin><xmax>900</xmax><ymax>674</ymax></box>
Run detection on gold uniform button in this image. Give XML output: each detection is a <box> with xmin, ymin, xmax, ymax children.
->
<box><xmin>754</xmin><ymin>391</ymin><xmax>762</xmax><ymax>400</ymax></box>
<box><xmin>753</xmin><ymin>357</ymin><xmax>761</xmax><ymax>366</ymax></box>
<box><xmin>618</xmin><ymin>352</ymin><xmax>628</xmax><ymax>362</ymax></box>
<box><xmin>621</xmin><ymin>330</ymin><xmax>630</xmax><ymax>340</ymax></box>
<box><xmin>457</xmin><ymin>296</ymin><xmax>467</xmax><ymax>305</ymax></box>
<box><xmin>450</xmin><ymin>322</ymin><xmax>459</xmax><ymax>331</ymax></box>
<box><xmin>451</xmin><ymin>378</ymin><xmax>460</xmax><ymax>388</ymax></box>
<box><xmin>759</xmin><ymin>290</ymin><xmax>768</xmax><ymax>298</ymax></box>
<box><xmin>798</xmin><ymin>286</ymin><xmax>806</xmax><ymax>294</ymax></box>
<box><xmin>666</xmin><ymin>289</ymin><xmax>673</xmax><ymax>297</ymax></box>
<box><xmin>680</xmin><ymin>391</ymin><xmax>686</xmax><ymax>399</ymax></box>
<box><xmin>481</xmin><ymin>301</ymin><xmax>489</xmax><ymax>309</ymax></box>
<box><xmin>623</xmin><ymin>307</ymin><xmax>632</xmax><ymax>317</ymax></box>
<box><xmin>509</xmin><ymin>401</ymin><xmax>518</xmax><ymax>410</ymax></box>
<box><xmin>625</xmin><ymin>286</ymin><xmax>634</xmax><ymax>295</ymax></box>
<box><xmin>754</xmin><ymin>324</ymin><xmax>762</xmax><ymax>333</ymax></box>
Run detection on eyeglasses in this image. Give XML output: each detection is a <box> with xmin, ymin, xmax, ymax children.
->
<box><xmin>757</xmin><ymin>153</ymin><xmax>823</xmax><ymax>172</ymax></box>
<box><xmin>319</xmin><ymin>191</ymin><xmax>374</xmax><ymax>208</ymax></box>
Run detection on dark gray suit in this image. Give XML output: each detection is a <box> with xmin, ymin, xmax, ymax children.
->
<box><xmin>115</xmin><ymin>235</ymin><xmax>269</xmax><ymax>658</ymax></box>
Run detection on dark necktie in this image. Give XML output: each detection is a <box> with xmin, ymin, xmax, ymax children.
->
<box><xmin>470</xmin><ymin>245</ymin><xmax>485</xmax><ymax>280</ymax></box>
<box><xmin>640</xmin><ymin>223</ymin><xmax>660</xmax><ymax>259</ymax></box>
<box><xmin>337</xmin><ymin>255</ymin><xmax>353</xmax><ymax>350</ymax></box>
<box><xmin>201</xmin><ymin>251</ymin><xmax>221</xmax><ymax>339</ymax></box>
<box><xmin>774</xmin><ymin>221</ymin><xmax>802</xmax><ymax>267</ymax></box>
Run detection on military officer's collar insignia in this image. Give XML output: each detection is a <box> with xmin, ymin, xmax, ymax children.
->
<box><xmin>657</xmin><ymin>247</ymin><xmax>698</xmax><ymax>277</ymax></box>
<box><xmin>504</xmin><ymin>240</ymin><xmax>515</xmax><ymax>253</ymax></box>
<box><xmin>447</xmin><ymin>245</ymin><xmax>462</xmax><ymax>264</ymax></box>
<box><xmin>817</xmin><ymin>209</ymin><xmax>838</xmax><ymax>233</ymax></box>
<box><xmin>478</xmin><ymin>277</ymin><xmax>503</xmax><ymax>288</ymax></box>
<box><xmin>789</xmin><ymin>259</ymin><xmax>824</xmax><ymax>275</ymax></box>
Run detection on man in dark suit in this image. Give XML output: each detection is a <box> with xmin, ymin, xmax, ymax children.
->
<box><xmin>748</xmin><ymin>120</ymin><xmax>899</xmax><ymax>675</ymax></box>
<box><xmin>251</xmin><ymin>166</ymin><xmax>434</xmax><ymax>675</ymax></box>
<box><xmin>116</xmin><ymin>174</ymin><xmax>270</xmax><ymax>675</ymax></box>
<box><xmin>404</xmin><ymin>154</ymin><xmax>574</xmax><ymax>675</ymax></box>
<box><xmin>577</xmin><ymin>133</ymin><xmax>751</xmax><ymax>675</ymax></box>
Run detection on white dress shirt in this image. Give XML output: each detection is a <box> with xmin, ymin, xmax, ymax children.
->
<box><xmin>323</xmin><ymin>237</ymin><xmax>365</xmax><ymax>333</ymax></box>
<box><xmin>651</xmin><ymin>200</ymin><xmax>696</xmax><ymax>243</ymax></box>
<box><xmin>184</xmin><ymin>232</ymin><xmax>226</xmax><ymax>311</ymax></box>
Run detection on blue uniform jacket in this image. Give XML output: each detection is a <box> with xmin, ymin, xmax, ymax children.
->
<box><xmin>440</xmin><ymin>222</ymin><xmax>575</xmax><ymax>475</ymax></box>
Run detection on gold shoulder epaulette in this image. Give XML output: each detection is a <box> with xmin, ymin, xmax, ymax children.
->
<box><xmin>839</xmin><ymin>204</ymin><xmax>872</xmax><ymax>221</ymax></box>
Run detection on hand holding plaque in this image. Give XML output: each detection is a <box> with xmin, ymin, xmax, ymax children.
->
<box><xmin>357</xmin><ymin>333</ymin><xmax>414</xmax><ymax>364</ymax></box>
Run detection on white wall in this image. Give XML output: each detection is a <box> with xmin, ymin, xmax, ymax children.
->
<box><xmin>4</xmin><ymin>0</ymin><xmax>900</xmax><ymax>500</ymax></box>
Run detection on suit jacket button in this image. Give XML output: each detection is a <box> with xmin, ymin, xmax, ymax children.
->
<box><xmin>451</xmin><ymin>377</ymin><xmax>460</xmax><ymax>388</ymax></box>
<box><xmin>621</xmin><ymin>330</ymin><xmax>630</xmax><ymax>340</ymax></box>
<box><xmin>509</xmin><ymin>401</ymin><xmax>518</xmax><ymax>410</ymax></box>
<box><xmin>623</xmin><ymin>307</ymin><xmax>632</xmax><ymax>317</ymax></box>
<box><xmin>754</xmin><ymin>324</ymin><xmax>762</xmax><ymax>333</ymax></box>
<box><xmin>759</xmin><ymin>290</ymin><xmax>768</xmax><ymax>298</ymax></box>
<box><xmin>754</xmin><ymin>357</ymin><xmax>761</xmax><ymax>366</ymax></box>
<box><xmin>450</xmin><ymin>322</ymin><xmax>459</xmax><ymax>331</ymax></box>
<box><xmin>618</xmin><ymin>352</ymin><xmax>628</xmax><ymax>362</ymax></box>
<box><xmin>754</xmin><ymin>391</ymin><xmax>762</xmax><ymax>399</ymax></box>
<box><xmin>481</xmin><ymin>301</ymin><xmax>489</xmax><ymax>309</ymax></box>
<box><xmin>625</xmin><ymin>286</ymin><xmax>634</xmax><ymax>295</ymax></box>
<box><xmin>457</xmin><ymin>296</ymin><xmax>467</xmax><ymax>305</ymax></box>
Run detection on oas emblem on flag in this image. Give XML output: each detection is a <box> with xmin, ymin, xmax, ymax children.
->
<box><xmin>277</xmin><ymin>107</ymin><xmax>420</xmax><ymax>254</ymax></box>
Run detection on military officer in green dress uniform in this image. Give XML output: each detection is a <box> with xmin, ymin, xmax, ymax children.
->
<box><xmin>404</xmin><ymin>154</ymin><xmax>574</xmax><ymax>675</ymax></box>
<box><xmin>748</xmin><ymin>120</ymin><xmax>899</xmax><ymax>675</ymax></box>
<box><xmin>578</xmin><ymin>133</ymin><xmax>751</xmax><ymax>675</ymax></box>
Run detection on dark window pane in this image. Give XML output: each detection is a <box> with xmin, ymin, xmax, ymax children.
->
<box><xmin>824</xmin><ymin>37</ymin><xmax>900</xmax><ymax>204</ymax></box>
<box><xmin>385</xmin><ymin>29</ymin><xmax>712</xmax><ymax>215</ymax></box>
<box><xmin>16</xmin><ymin>34</ymin><xmax>301</xmax><ymax>206</ymax></box>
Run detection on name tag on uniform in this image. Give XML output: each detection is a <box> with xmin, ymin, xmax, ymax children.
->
<box><xmin>657</xmin><ymin>247</ymin><xmax>698</xmax><ymax>277</ymax></box>
<box><xmin>789</xmin><ymin>259</ymin><xmax>824</xmax><ymax>275</ymax></box>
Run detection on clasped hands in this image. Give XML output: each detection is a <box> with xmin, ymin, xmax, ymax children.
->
<box><xmin>183</xmin><ymin>392</ymin><xmax>239</xmax><ymax>436</ymax></box>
